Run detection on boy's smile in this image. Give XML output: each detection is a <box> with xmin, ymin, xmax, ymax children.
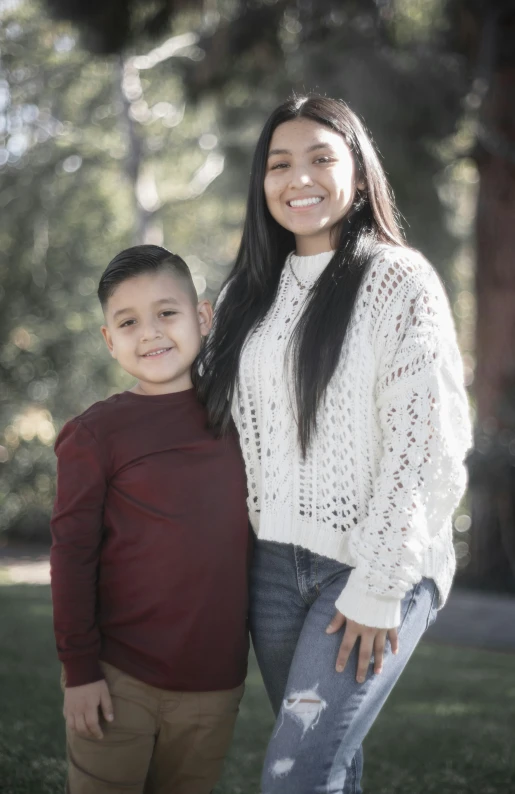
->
<box><xmin>101</xmin><ymin>271</ymin><xmax>212</xmax><ymax>396</ymax></box>
<box><xmin>142</xmin><ymin>347</ymin><xmax>173</xmax><ymax>357</ymax></box>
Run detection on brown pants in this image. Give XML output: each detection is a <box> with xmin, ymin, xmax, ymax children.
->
<box><xmin>65</xmin><ymin>662</ymin><xmax>244</xmax><ymax>794</ymax></box>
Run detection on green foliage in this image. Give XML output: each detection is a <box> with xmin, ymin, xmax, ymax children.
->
<box><xmin>0</xmin><ymin>2</ymin><xmax>255</xmax><ymax>539</ymax></box>
<box><xmin>43</xmin><ymin>0</ymin><xmax>203</xmax><ymax>55</ymax></box>
<box><xmin>0</xmin><ymin>4</ymin><xmax>123</xmax><ymax>537</ymax></box>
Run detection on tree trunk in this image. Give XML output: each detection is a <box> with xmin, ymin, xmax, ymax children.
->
<box><xmin>465</xmin><ymin>2</ymin><xmax>515</xmax><ymax>588</ymax></box>
<box><xmin>474</xmin><ymin>79</ymin><xmax>515</xmax><ymax>424</ymax></box>
<box><xmin>115</xmin><ymin>57</ymin><xmax>151</xmax><ymax>245</ymax></box>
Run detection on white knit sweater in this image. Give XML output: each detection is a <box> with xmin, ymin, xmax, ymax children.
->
<box><xmin>229</xmin><ymin>245</ymin><xmax>472</xmax><ymax>629</ymax></box>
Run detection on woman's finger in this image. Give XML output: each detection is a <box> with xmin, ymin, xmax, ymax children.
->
<box><xmin>335</xmin><ymin>625</ymin><xmax>356</xmax><ymax>672</ymax></box>
<box><xmin>388</xmin><ymin>627</ymin><xmax>399</xmax><ymax>655</ymax></box>
<box><xmin>356</xmin><ymin>634</ymin><xmax>374</xmax><ymax>683</ymax></box>
<box><xmin>326</xmin><ymin>610</ymin><xmax>346</xmax><ymax>635</ymax></box>
<box><xmin>373</xmin><ymin>632</ymin><xmax>386</xmax><ymax>674</ymax></box>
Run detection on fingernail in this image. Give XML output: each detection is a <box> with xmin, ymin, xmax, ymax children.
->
<box><xmin>325</xmin><ymin>626</ymin><xmax>333</xmax><ymax>634</ymax></box>
<box><xmin>357</xmin><ymin>676</ymin><xmax>365</xmax><ymax>684</ymax></box>
<box><xmin>107</xmin><ymin>715</ymin><xmax>114</xmax><ymax>721</ymax></box>
<box><xmin>336</xmin><ymin>664</ymin><xmax>344</xmax><ymax>673</ymax></box>
<box><xmin>376</xmin><ymin>667</ymin><xmax>382</xmax><ymax>675</ymax></box>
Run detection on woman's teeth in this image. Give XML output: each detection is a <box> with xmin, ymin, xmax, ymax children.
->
<box><xmin>288</xmin><ymin>197</ymin><xmax>323</xmax><ymax>208</ymax></box>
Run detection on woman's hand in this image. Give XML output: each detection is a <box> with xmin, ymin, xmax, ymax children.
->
<box><xmin>326</xmin><ymin>611</ymin><xmax>399</xmax><ymax>684</ymax></box>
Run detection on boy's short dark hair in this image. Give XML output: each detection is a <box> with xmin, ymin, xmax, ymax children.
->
<box><xmin>98</xmin><ymin>245</ymin><xmax>198</xmax><ymax>309</ymax></box>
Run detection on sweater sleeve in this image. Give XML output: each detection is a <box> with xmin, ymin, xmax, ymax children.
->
<box><xmin>335</xmin><ymin>265</ymin><xmax>472</xmax><ymax>628</ymax></box>
<box><xmin>50</xmin><ymin>419</ymin><xmax>107</xmax><ymax>686</ymax></box>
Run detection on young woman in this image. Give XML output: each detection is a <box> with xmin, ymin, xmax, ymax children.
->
<box><xmin>197</xmin><ymin>95</ymin><xmax>472</xmax><ymax>793</ymax></box>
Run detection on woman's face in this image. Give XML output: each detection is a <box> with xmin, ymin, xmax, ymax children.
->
<box><xmin>264</xmin><ymin>118</ymin><xmax>360</xmax><ymax>256</ymax></box>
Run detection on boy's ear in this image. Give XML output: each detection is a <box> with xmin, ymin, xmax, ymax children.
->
<box><xmin>101</xmin><ymin>325</ymin><xmax>117</xmax><ymax>359</ymax></box>
<box><xmin>197</xmin><ymin>299</ymin><xmax>213</xmax><ymax>337</ymax></box>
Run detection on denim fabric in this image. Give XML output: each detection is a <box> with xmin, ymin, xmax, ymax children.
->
<box><xmin>250</xmin><ymin>540</ymin><xmax>439</xmax><ymax>794</ymax></box>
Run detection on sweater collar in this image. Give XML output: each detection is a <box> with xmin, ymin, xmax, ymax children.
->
<box><xmin>289</xmin><ymin>250</ymin><xmax>335</xmax><ymax>282</ymax></box>
<box><xmin>121</xmin><ymin>387</ymin><xmax>197</xmax><ymax>405</ymax></box>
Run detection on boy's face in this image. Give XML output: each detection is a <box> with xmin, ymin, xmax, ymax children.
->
<box><xmin>101</xmin><ymin>270</ymin><xmax>212</xmax><ymax>395</ymax></box>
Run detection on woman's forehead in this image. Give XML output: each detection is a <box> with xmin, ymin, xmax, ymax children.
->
<box><xmin>269</xmin><ymin>118</ymin><xmax>348</xmax><ymax>153</ymax></box>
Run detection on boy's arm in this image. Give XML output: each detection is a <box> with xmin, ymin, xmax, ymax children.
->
<box><xmin>50</xmin><ymin>419</ymin><xmax>107</xmax><ymax>688</ymax></box>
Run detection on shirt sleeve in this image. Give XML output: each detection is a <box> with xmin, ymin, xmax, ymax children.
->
<box><xmin>335</xmin><ymin>267</ymin><xmax>472</xmax><ymax>628</ymax></box>
<box><xmin>50</xmin><ymin>419</ymin><xmax>107</xmax><ymax>686</ymax></box>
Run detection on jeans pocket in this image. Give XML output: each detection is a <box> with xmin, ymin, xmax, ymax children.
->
<box><xmin>424</xmin><ymin>580</ymin><xmax>440</xmax><ymax>631</ymax></box>
<box><xmin>397</xmin><ymin>580</ymin><xmax>423</xmax><ymax>634</ymax></box>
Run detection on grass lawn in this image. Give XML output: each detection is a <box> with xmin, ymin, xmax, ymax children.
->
<box><xmin>0</xmin><ymin>583</ymin><xmax>514</xmax><ymax>793</ymax></box>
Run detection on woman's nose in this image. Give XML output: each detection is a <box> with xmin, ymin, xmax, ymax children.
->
<box><xmin>288</xmin><ymin>166</ymin><xmax>314</xmax><ymax>189</ymax></box>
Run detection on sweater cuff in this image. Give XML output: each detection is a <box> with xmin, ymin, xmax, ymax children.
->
<box><xmin>62</xmin><ymin>655</ymin><xmax>105</xmax><ymax>688</ymax></box>
<box><xmin>335</xmin><ymin>573</ymin><xmax>401</xmax><ymax>629</ymax></box>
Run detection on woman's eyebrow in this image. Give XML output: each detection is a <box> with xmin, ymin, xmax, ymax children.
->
<box><xmin>306</xmin><ymin>143</ymin><xmax>335</xmax><ymax>153</ymax></box>
<box><xmin>268</xmin><ymin>143</ymin><xmax>335</xmax><ymax>158</ymax></box>
<box><xmin>268</xmin><ymin>148</ymin><xmax>291</xmax><ymax>157</ymax></box>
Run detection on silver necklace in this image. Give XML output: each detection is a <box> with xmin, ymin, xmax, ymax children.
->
<box><xmin>288</xmin><ymin>255</ymin><xmax>310</xmax><ymax>291</ymax></box>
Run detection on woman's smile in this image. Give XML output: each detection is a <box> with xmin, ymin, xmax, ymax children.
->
<box><xmin>286</xmin><ymin>196</ymin><xmax>324</xmax><ymax>209</ymax></box>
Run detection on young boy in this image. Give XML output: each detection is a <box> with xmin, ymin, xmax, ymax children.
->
<box><xmin>50</xmin><ymin>245</ymin><xmax>250</xmax><ymax>794</ymax></box>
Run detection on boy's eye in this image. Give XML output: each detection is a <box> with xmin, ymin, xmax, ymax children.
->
<box><xmin>160</xmin><ymin>310</ymin><xmax>177</xmax><ymax>318</ymax></box>
<box><xmin>120</xmin><ymin>319</ymin><xmax>136</xmax><ymax>328</ymax></box>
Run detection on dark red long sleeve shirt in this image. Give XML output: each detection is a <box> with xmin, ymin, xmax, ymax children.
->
<box><xmin>50</xmin><ymin>388</ymin><xmax>250</xmax><ymax>691</ymax></box>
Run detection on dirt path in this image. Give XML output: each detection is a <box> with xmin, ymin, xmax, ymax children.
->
<box><xmin>0</xmin><ymin>543</ymin><xmax>51</xmax><ymax>584</ymax></box>
<box><xmin>426</xmin><ymin>587</ymin><xmax>515</xmax><ymax>653</ymax></box>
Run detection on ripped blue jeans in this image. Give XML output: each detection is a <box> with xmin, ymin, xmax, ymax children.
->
<box><xmin>250</xmin><ymin>540</ymin><xmax>439</xmax><ymax>794</ymax></box>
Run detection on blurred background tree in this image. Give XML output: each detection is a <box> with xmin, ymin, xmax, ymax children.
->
<box><xmin>0</xmin><ymin>0</ymin><xmax>251</xmax><ymax>537</ymax></box>
<box><xmin>449</xmin><ymin>0</ymin><xmax>515</xmax><ymax>591</ymax></box>
<box><xmin>1</xmin><ymin>0</ymin><xmax>514</xmax><ymax>594</ymax></box>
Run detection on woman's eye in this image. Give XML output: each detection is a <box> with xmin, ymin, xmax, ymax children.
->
<box><xmin>315</xmin><ymin>156</ymin><xmax>333</xmax><ymax>164</ymax></box>
<box><xmin>270</xmin><ymin>162</ymin><xmax>289</xmax><ymax>170</ymax></box>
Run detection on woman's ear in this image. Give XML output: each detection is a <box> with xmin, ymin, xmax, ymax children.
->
<box><xmin>197</xmin><ymin>299</ymin><xmax>213</xmax><ymax>336</ymax></box>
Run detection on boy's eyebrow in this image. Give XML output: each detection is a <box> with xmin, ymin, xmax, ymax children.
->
<box><xmin>153</xmin><ymin>297</ymin><xmax>181</xmax><ymax>307</ymax></box>
<box><xmin>112</xmin><ymin>306</ymin><xmax>135</xmax><ymax>320</ymax></box>
<box><xmin>268</xmin><ymin>143</ymin><xmax>335</xmax><ymax>157</ymax></box>
<box><xmin>112</xmin><ymin>297</ymin><xmax>181</xmax><ymax>321</ymax></box>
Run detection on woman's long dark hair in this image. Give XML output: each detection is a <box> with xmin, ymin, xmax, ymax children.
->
<box><xmin>195</xmin><ymin>94</ymin><xmax>406</xmax><ymax>456</ymax></box>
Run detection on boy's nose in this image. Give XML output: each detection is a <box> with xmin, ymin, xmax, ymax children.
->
<box><xmin>140</xmin><ymin>323</ymin><xmax>163</xmax><ymax>342</ymax></box>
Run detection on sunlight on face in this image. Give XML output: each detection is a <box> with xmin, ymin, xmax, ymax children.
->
<box><xmin>264</xmin><ymin>118</ymin><xmax>358</xmax><ymax>256</ymax></box>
